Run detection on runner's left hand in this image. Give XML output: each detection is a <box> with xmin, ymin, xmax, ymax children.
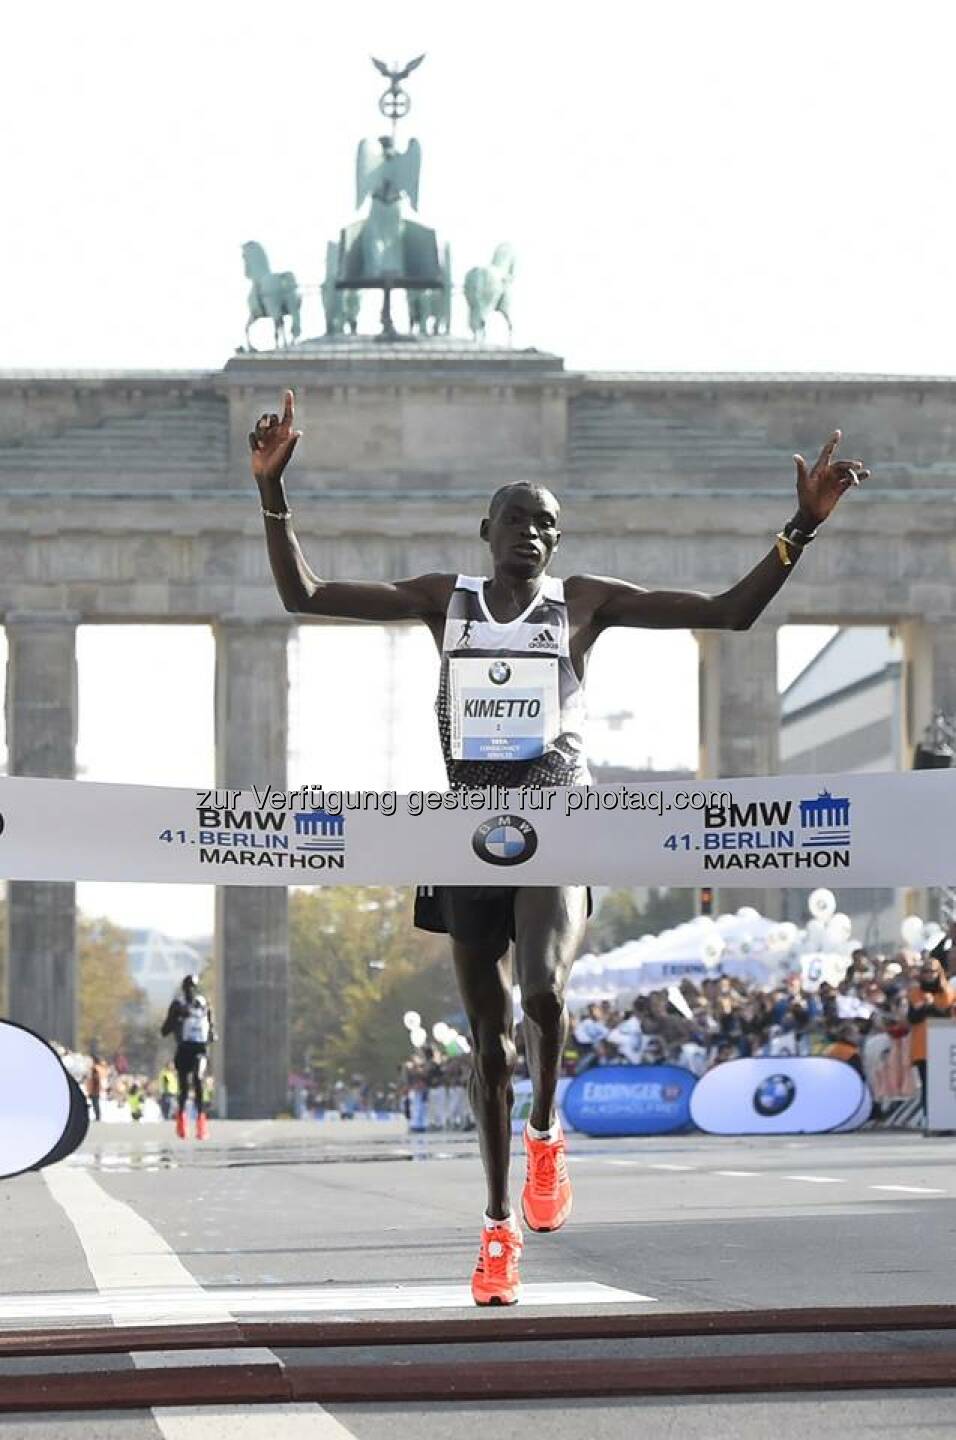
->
<box><xmin>793</xmin><ymin>431</ymin><xmax>869</xmax><ymax>526</ymax></box>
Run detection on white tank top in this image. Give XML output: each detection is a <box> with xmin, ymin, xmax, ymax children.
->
<box><xmin>181</xmin><ymin>996</ymin><xmax>211</xmax><ymax>1044</ymax></box>
<box><xmin>435</xmin><ymin>574</ymin><xmax>590</xmax><ymax>788</ymax></box>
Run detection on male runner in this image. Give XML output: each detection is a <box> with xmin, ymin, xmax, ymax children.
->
<box><xmin>251</xmin><ymin>390</ymin><xmax>867</xmax><ymax>1304</ymax></box>
<box><xmin>160</xmin><ymin>974</ymin><xmax>216</xmax><ymax>1140</ymax></box>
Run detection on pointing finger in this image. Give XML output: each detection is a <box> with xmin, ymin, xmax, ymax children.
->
<box><xmin>793</xmin><ymin>453</ymin><xmax>808</xmax><ymax>486</ymax></box>
<box><xmin>281</xmin><ymin>390</ymin><xmax>295</xmax><ymax>428</ymax></box>
<box><xmin>814</xmin><ymin>429</ymin><xmax>842</xmax><ymax>470</ymax></box>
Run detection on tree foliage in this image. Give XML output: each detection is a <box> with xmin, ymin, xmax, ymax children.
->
<box><xmin>77</xmin><ymin>914</ymin><xmax>143</xmax><ymax>1056</ymax></box>
<box><xmin>289</xmin><ymin>886</ymin><xmax>452</xmax><ymax>1085</ymax></box>
<box><xmin>585</xmin><ymin>887</ymin><xmax>695</xmax><ymax>953</ymax></box>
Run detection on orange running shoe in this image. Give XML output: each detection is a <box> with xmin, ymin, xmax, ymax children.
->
<box><xmin>195</xmin><ymin>1112</ymin><xmax>209</xmax><ymax>1141</ymax></box>
<box><xmin>521</xmin><ymin>1125</ymin><xmax>573</xmax><ymax>1232</ymax></box>
<box><xmin>471</xmin><ymin>1222</ymin><xmax>523</xmax><ymax>1307</ymax></box>
<box><xmin>175</xmin><ymin>1110</ymin><xmax>188</xmax><ymax>1140</ymax></box>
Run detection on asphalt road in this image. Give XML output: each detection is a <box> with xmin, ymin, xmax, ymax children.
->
<box><xmin>1</xmin><ymin>1119</ymin><xmax>955</xmax><ymax>1437</ymax></box>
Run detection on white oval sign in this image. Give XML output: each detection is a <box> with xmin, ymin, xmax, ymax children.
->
<box><xmin>0</xmin><ymin>1021</ymin><xmax>73</xmax><ymax>1178</ymax></box>
<box><xmin>690</xmin><ymin>1056</ymin><xmax>865</xmax><ymax>1136</ymax></box>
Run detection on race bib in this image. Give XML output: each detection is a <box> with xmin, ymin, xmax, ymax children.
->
<box><xmin>449</xmin><ymin>656</ymin><xmax>559</xmax><ymax>761</ymax></box>
<box><xmin>182</xmin><ymin>1006</ymin><xmax>209</xmax><ymax>1044</ymax></box>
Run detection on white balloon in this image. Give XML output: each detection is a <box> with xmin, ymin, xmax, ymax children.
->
<box><xmin>826</xmin><ymin>913</ymin><xmax>853</xmax><ymax>945</ymax></box>
<box><xmin>809</xmin><ymin>889</ymin><xmax>837</xmax><ymax>921</ymax></box>
<box><xmin>402</xmin><ymin>1011</ymin><xmax>421</xmax><ymax>1031</ymax></box>
<box><xmin>805</xmin><ymin>919</ymin><xmax>827</xmax><ymax>946</ymax></box>
<box><xmin>736</xmin><ymin>907</ymin><xmax>761</xmax><ymax>923</ymax></box>
<box><xmin>922</xmin><ymin>925</ymin><xmax>945</xmax><ymax>952</ymax></box>
<box><xmin>432</xmin><ymin>1022</ymin><xmax>451</xmax><ymax>1043</ymax></box>
<box><xmin>901</xmin><ymin>915</ymin><xmax>925</xmax><ymax>947</ymax></box>
<box><xmin>410</xmin><ymin>1026</ymin><xmax>427</xmax><ymax>1048</ymax></box>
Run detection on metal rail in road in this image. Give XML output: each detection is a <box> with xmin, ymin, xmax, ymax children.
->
<box><xmin>1</xmin><ymin>1305</ymin><xmax>956</xmax><ymax>1411</ymax></box>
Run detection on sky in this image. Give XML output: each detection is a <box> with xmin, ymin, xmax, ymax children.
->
<box><xmin>2</xmin><ymin>0</ymin><xmax>955</xmax><ymax>373</ymax></box>
<box><xmin>1</xmin><ymin>0</ymin><xmax>944</xmax><ymax>932</ymax></box>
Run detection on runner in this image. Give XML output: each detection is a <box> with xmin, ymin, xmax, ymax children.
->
<box><xmin>251</xmin><ymin>390</ymin><xmax>867</xmax><ymax>1304</ymax></box>
<box><xmin>160</xmin><ymin>974</ymin><xmax>216</xmax><ymax>1140</ymax></box>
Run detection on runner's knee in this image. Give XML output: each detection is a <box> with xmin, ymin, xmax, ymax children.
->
<box><xmin>473</xmin><ymin>1030</ymin><xmax>517</xmax><ymax>1092</ymax></box>
<box><xmin>521</xmin><ymin>985</ymin><xmax>567</xmax><ymax>1033</ymax></box>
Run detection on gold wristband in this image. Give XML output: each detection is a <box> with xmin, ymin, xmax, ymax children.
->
<box><xmin>775</xmin><ymin>531</ymin><xmax>802</xmax><ymax>567</ymax></box>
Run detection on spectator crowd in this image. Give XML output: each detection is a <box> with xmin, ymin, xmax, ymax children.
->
<box><xmin>556</xmin><ymin>933</ymin><xmax>955</xmax><ymax>1116</ymax></box>
<box><xmin>400</xmin><ymin>929</ymin><xmax>956</xmax><ymax>1129</ymax></box>
<box><xmin>46</xmin><ymin>927</ymin><xmax>956</xmax><ymax>1131</ymax></box>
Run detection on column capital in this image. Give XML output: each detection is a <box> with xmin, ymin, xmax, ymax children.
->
<box><xmin>214</xmin><ymin>614</ymin><xmax>294</xmax><ymax>634</ymax></box>
<box><xmin>4</xmin><ymin>609</ymin><xmax>81</xmax><ymax>629</ymax></box>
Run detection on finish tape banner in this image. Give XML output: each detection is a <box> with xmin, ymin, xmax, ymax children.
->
<box><xmin>0</xmin><ymin>770</ymin><xmax>953</xmax><ymax>887</ymax></box>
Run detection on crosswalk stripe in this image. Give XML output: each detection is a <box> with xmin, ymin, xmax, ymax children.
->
<box><xmin>41</xmin><ymin>1167</ymin><xmax>357</xmax><ymax>1437</ymax></box>
<box><xmin>0</xmin><ymin>1279</ymin><xmax>654</xmax><ymax>1324</ymax></box>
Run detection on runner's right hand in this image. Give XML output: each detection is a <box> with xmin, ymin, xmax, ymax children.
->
<box><xmin>249</xmin><ymin>390</ymin><xmax>302</xmax><ymax>491</ymax></box>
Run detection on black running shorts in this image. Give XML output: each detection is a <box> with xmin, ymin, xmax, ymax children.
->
<box><xmin>413</xmin><ymin>885</ymin><xmax>592</xmax><ymax>950</ymax></box>
<box><xmin>174</xmin><ymin>1040</ymin><xmax>207</xmax><ymax>1076</ymax></box>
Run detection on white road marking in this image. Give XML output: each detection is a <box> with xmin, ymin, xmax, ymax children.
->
<box><xmin>0</xmin><ymin>1279</ymin><xmax>654</xmax><ymax>1324</ymax></box>
<box><xmin>152</xmin><ymin>1407</ymin><xmax>355</xmax><ymax>1439</ymax></box>
<box><xmin>42</xmin><ymin>1166</ymin><xmax>230</xmax><ymax>1325</ymax></box>
<box><xmin>41</xmin><ymin>1167</ymin><xmax>357</xmax><ymax>1438</ymax></box>
<box><xmin>784</xmin><ymin>1175</ymin><xmax>845</xmax><ymax>1185</ymax></box>
<box><xmin>607</xmin><ymin>1159</ymin><xmax>642</xmax><ymax>1167</ymax></box>
<box><xmin>712</xmin><ymin>1170</ymin><xmax>759</xmax><ymax>1177</ymax></box>
<box><xmin>870</xmin><ymin>1184</ymin><xmax>947</xmax><ymax>1196</ymax></box>
<box><xmin>647</xmin><ymin>1163</ymin><xmax>695</xmax><ymax>1171</ymax></box>
<box><xmin>136</xmin><ymin>1348</ymin><xmax>278</xmax><ymax>1369</ymax></box>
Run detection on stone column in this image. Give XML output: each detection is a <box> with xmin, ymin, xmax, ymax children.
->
<box><xmin>697</xmin><ymin>624</ymin><xmax>781</xmax><ymax>917</ymax></box>
<box><xmin>899</xmin><ymin>620</ymin><xmax>956</xmax><ymax>920</ymax></box>
<box><xmin>899</xmin><ymin>620</ymin><xmax>956</xmax><ymax>759</ymax></box>
<box><xmin>4</xmin><ymin>614</ymin><xmax>78</xmax><ymax>1043</ymax></box>
<box><xmin>213</xmin><ymin>619</ymin><xmax>291</xmax><ymax>1118</ymax></box>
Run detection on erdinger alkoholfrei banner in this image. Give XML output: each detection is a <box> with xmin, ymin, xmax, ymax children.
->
<box><xmin>0</xmin><ymin>770</ymin><xmax>953</xmax><ymax>887</ymax></box>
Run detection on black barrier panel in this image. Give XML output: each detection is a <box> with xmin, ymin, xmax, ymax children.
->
<box><xmin>690</xmin><ymin>1056</ymin><xmax>867</xmax><ymax>1135</ymax></box>
<box><xmin>34</xmin><ymin>1072</ymin><xmax>90</xmax><ymax>1170</ymax></box>
<box><xmin>0</xmin><ymin>1020</ymin><xmax>77</xmax><ymax>1179</ymax></box>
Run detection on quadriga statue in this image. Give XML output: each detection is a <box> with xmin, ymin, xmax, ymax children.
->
<box><xmin>241</xmin><ymin>241</ymin><xmax>302</xmax><ymax>351</ymax></box>
<box><xmin>463</xmin><ymin>244</ymin><xmax>516</xmax><ymax>342</ymax></box>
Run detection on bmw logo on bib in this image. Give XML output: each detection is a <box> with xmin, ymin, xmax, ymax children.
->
<box><xmin>488</xmin><ymin>661</ymin><xmax>512</xmax><ymax>685</ymax></box>
<box><xmin>472</xmin><ymin>814</ymin><xmax>538</xmax><ymax>867</ymax></box>
<box><xmin>752</xmin><ymin>1073</ymin><xmax>796</xmax><ymax>1117</ymax></box>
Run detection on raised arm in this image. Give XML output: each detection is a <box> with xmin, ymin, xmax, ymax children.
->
<box><xmin>250</xmin><ymin>391</ymin><xmax>453</xmax><ymax>623</ymax></box>
<box><xmin>573</xmin><ymin>432</ymin><xmax>868</xmax><ymax>633</ymax></box>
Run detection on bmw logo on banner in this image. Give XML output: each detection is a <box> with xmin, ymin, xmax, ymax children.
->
<box><xmin>472</xmin><ymin>814</ymin><xmax>538</xmax><ymax>867</ymax></box>
<box><xmin>752</xmin><ymin>1073</ymin><xmax>797</xmax><ymax>1117</ymax></box>
<box><xmin>690</xmin><ymin>1056</ymin><xmax>868</xmax><ymax>1135</ymax></box>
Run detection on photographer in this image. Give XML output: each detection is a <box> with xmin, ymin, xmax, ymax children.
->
<box><xmin>907</xmin><ymin>954</ymin><xmax>956</xmax><ymax>1112</ymax></box>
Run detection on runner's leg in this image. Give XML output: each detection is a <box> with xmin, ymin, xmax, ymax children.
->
<box><xmin>513</xmin><ymin>886</ymin><xmax>588</xmax><ymax>1133</ymax></box>
<box><xmin>192</xmin><ymin>1052</ymin><xmax>207</xmax><ymax>1115</ymax></box>
<box><xmin>452</xmin><ymin>938</ymin><xmax>515</xmax><ymax>1220</ymax></box>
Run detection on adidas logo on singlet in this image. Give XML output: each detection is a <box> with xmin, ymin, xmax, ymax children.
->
<box><xmin>528</xmin><ymin>628</ymin><xmax>558</xmax><ymax>651</ymax></box>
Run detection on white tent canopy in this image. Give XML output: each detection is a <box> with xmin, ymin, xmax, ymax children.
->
<box><xmin>565</xmin><ymin>891</ymin><xmax>873</xmax><ymax>1011</ymax></box>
